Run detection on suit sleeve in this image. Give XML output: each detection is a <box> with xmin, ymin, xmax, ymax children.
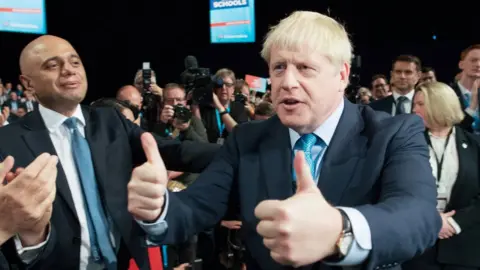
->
<box><xmin>159</xmin><ymin>125</ymin><xmax>241</xmax><ymax>244</ymax></box>
<box><xmin>355</xmin><ymin>116</ymin><xmax>442</xmax><ymax>269</ymax></box>
<box><xmin>114</xmin><ymin>108</ymin><xmax>221</xmax><ymax>173</ymax></box>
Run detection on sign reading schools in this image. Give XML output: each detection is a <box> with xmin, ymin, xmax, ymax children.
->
<box><xmin>209</xmin><ymin>0</ymin><xmax>255</xmax><ymax>43</ymax></box>
<box><xmin>210</xmin><ymin>0</ymin><xmax>248</xmax><ymax>10</ymax></box>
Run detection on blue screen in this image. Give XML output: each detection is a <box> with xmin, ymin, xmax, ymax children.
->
<box><xmin>210</xmin><ymin>0</ymin><xmax>255</xmax><ymax>43</ymax></box>
<box><xmin>0</xmin><ymin>0</ymin><xmax>46</xmax><ymax>34</ymax></box>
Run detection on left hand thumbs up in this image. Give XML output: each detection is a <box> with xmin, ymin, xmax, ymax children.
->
<box><xmin>254</xmin><ymin>151</ymin><xmax>343</xmax><ymax>267</ymax></box>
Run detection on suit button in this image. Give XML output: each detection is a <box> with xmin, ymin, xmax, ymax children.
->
<box><xmin>72</xmin><ymin>236</ymin><xmax>81</xmax><ymax>245</ymax></box>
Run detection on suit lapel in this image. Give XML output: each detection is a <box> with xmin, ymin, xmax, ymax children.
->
<box><xmin>449</xmin><ymin>127</ymin><xmax>471</xmax><ymax>203</ymax></box>
<box><xmin>21</xmin><ymin>110</ymin><xmax>78</xmax><ymax>220</ymax></box>
<box><xmin>260</xmin><ymin>116</ymin><xmax>294</xmax><ymax>200</ymax></box>
<box><xmin>318</xmin><ymin>101</ymin><xmax>366</xmax><ymax>205</ymax></box>
<box><xmin>83</xmin><ymin>107</ymin><xmax>131</xmax><ymax>251</ymax></box>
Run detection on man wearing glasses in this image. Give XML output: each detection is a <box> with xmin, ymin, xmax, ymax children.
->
<box><xmin>193</xmin><ymin>68</ymin><xmax>249</xmax><ymax>144</ymax></box>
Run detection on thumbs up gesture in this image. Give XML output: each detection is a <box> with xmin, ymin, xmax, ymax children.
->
<box><xmin>254</xmin><ymin>151</ymin><xmax>343</xmax><ymax>267</ymax></box>
<box><xmin>128</xmin><ymin>133</ymin><xmax>169</xmax><ymax>222</ymax></box>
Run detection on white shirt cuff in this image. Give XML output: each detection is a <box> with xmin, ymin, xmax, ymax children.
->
<box><xmin>14</xmin><ymin>227</ymin><xmax>51</xmax><ymax>264</ymax></box>
<box><xmin>325</xmin><ymin>207</ymin><xmax>372</xmax><ymax>266</ymax></box>
<box><xmin>135</xmin><ymin>191</ymin><xmax>169</xmax><ymax>243</ymax></box>
<box><xmin>447</xmin><ymin>217</ymin><xmax>462</xmax><ymax>234</ymax></box>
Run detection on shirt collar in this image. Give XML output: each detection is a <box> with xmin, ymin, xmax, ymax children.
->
<box><xmin>38</xmin><ymin>103</ymin><xmax>85</xmax><ymax>133</ymax></box>
<box><xmin>289</xmin><ymin>99</ymin><xmax>344</xmax><ymax>148</ymax></box>
<box><xmin>457</xmin><ymin>82</ymin><xmax>470</xmax><ymax>95</ymax></box>
<box><xmin>392</xmin><ymin>89</ymin><xmax>415</xmax><ymax>101</ymax></box>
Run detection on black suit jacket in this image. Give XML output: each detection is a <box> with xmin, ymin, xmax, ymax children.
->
<box><xmin>0</xmin><ymin>106</ymin><xmax>220</xmax><ymax>270</ymax></box>
<box><xmin>369</xmin><ymin>95</ymin><xmax>415</xmax><ymax>116</ymax></box>
<box><xmin>161</xmin><ymin>100</ymin><xmax>441</xmax><ymax>270</ymax></box>
<box><xmin>0</xmin><ymin>251</ymin><xmax>8</xmax><ymax>270</ymax></box>
<box><xmin>403</xmin><ymin>126</ymin><xmax>480</xmax><ymax>268</ymax></box>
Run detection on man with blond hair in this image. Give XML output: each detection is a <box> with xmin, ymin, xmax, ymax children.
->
<box><xmin>127</xmin><ymin>11</ymin><xmax>441</xmax><ymax>270</ymax></box>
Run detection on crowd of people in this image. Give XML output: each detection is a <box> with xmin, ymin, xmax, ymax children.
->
<box><xmin>0</xmin><ymin>9</ymin><xmax>479</xmax><ymax>270</ymax></box>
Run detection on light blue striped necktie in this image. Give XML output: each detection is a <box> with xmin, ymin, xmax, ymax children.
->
<box><xmin>63</xmin><ymin>118</ymin><xmax>117</xmax><ymax>270</ymax></box>
<box><xmin>292</xmin><ymin>134</ymin><xmax>323</xmax><ymax>190</ymax></box>
<box><xmin>464</xmin><ymin>92</ymin><xmax>480</xmax><ymax>132</ymax></box>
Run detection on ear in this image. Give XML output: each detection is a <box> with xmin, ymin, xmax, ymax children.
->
<box><xmin>19</xmin><ymin>75</ymin><xmax>34</xmax><ymax>92</ymax></box>
<box><xmin>340</xmin><ymin>62</ymin><xmax>350</xmax><ymax>90</ymax></box>
<box><xmin>458</xmin><ymin>60</ymin><xmax>464</xmax><ymax>71</ymax></box>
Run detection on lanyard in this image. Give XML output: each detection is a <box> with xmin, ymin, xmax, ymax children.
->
<box><xmin>424</xmin><ymin>128</ymin><xmax>453</xmax><ymax>184</ymax></box>
<box><xmin>215</xmin><ymin>106</ymin><xmax>230</xmax><ymax>137</ymax></box>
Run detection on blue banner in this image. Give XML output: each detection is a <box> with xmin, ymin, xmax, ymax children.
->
<box><xmin>0</xmin><ymin>0</ymin><xmax>46</xmax><ymax>34</ymax></box>
<box><xmin>210</xmin><ymin>0</ymin><xmax>255</xmax><ymax>43</ymax></box>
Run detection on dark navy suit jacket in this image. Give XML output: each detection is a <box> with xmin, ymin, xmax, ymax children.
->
<box><xmin>162</xmin><ymin>100</ymin><xmax>442</xmax><ymax>270</ymax></box>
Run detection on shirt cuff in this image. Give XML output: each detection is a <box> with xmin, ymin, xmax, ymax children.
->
<box><xmin>447</xmin><ymin>217</ymin><xmax>462</xmax><ymax>234</ymax></box>
<box><xmin>135</xmin><ymin>191</ymin><xmax>169</xmax><ymax>238</ymax></box>
<box><xmin>14</xmin><ymin>226</ymin><xmax>51</xmax><ymax>264</ymax></box>
<box><xmin>325</xmin><ymin>207</ymin><xmax>372</xmax><ymax>266</ymax></box>
<box><xmin>465</xmin><ymin>107</ymin><xmax>477</xmax><ymax>118</ymax></box>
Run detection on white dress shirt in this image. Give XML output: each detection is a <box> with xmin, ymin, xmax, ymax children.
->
<box><xmin>427</xmin><ymin>129</ymin><xmax>462</xmax><ymax>234</ymax></box>
<box><xmin>457</xmin><ymin>82</ymin><xmax>477</xmax><ymax>118</ymax></box>
<box><xmin>391</xmin><ymin>90</ymin><xmax>415</xmax><ymax>115</ymax></box>
<box><xmin>14</xmin><ymin>104</ymin><xmax>165</xmax><ymax>269</ymax></box>
<box><xmin>289</xmin><ymin>99</ymin><xmax>371</xmax><ymax>265</ymax></box>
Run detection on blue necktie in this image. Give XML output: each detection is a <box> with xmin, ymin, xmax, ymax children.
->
<box><xmin>395</xmin><ymin>96</ymin><xmax>408</xmax><ymax>115</ymax></box>
<box><xmin>63</xmin><ymin>118</ymin><xmax>117</xmax><ymax>269</ymax></box>
<box><xmin>464</xmin><ymin>92</ymin><xmax>480</xmax><ymax>132</ymax></box>
<box><xmin>293</xmin><ymin>134</ymin><xmax>322</xmax><ymax>189</ymax></box>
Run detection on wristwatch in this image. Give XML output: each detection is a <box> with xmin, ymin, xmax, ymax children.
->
<box><xmin>333</xmin><ymin>209</ymin><xmax>354</xmax><ymax>260</ymax></box>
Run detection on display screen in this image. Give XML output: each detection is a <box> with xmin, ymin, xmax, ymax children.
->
<box><xmin>210</xmin><ymin>0</ymin><xmax>255</xmax><ymax>43</ymax></box>
<box><xmin>0</xmin><ymin>0</ymin><xmax>46</xmax><ymax>34</ymax></box>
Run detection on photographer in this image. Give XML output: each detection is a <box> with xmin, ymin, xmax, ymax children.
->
<box><xmin>234</xmin><ymin>79</ymin><xmax>255</xmax><ymax>119</ymax></box>
<box><xmin>154</xmin><ymin>83</ymin><xmax>208</xmax><ymax>143</ymax></box>
<box><xmin>196</xmin><ymin>68</ymin><xmax>249</xmax><ymax>144</ymax></box>
<box><xmin>133</xmin><ymin>69</ymin><xmax>163</xmax><ymax>131</ymax></box>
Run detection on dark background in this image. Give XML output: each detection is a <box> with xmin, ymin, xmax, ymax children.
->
<box><xmin>0</xmin><ymin>0</ymin><xmax>478</xmax><ymax>103</ymax></box>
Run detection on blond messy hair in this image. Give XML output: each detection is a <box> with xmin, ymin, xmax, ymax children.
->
<box><xmin>261</xmin><ymin>11</ymin><xmax>353</xmax><ymax>69</ymax></box>
<box><xmin>415</xmin><ymin>82</ymin><xmax>464</xmax><ymax>128</ymax></box>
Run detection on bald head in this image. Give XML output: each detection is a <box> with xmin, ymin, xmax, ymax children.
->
<box><xmin>18</xmin><ymin>35</ymin><xmax>88</xmax><ymax>116</ymax></box>
<box><xmin>20</xmin><ymin>35</ymin><xmax>75</xmax><ymax>75</ymax></box>
<box><xmin>117</xmin><ymin>85</ymin><xmax>143</xmax><ymax>109</ymax></box>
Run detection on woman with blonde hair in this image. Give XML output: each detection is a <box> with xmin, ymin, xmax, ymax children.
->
<box><xmin>403</xmin><ymin>81</ymin><xmax>480</xmax><ymax>270</ymax></box>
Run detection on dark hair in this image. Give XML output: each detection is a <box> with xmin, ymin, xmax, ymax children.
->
<box><xmin>90</xmin><ymin>98</ymin><xmax>139</xmax><ymax>119</ymax></box>
<box><xmin>254</xmin><ymin>102</ymin><xmax>275</xmax><ymax>117</ymax></box>
<box><xmin>392</xmin><ymin>55</ymin><xmax>422</xmax><ymax>72</ymax></box>
<box><xmin>422</xmin><ymin>67</ymin><xmax>435</xmax><ymax>73</ymax></box>
<box><xmin>371</xmin><ymin>74</ymin><xmax>388</xmax><ymax>83</ymax></box>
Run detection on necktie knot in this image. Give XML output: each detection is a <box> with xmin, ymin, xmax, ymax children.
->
<box><xmin>295</xmin><ymin>133</ymin><xmax>319</xmax><ymax>153</ymax></box>
<box><xmin>64</xmin><ymin>117</ymin><xmax>78</xmax><ymax>131</ymax></box>
<box><xmin>397</xmin><ymin>96</ymin><xmax>408</xmax><ymax>103</ymax></box>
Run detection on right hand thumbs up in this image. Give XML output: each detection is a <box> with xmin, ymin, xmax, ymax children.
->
<box><xmin>128</xmin><ymin>132</ymin><xmax>168</xmax><ymax>222</ymax></box>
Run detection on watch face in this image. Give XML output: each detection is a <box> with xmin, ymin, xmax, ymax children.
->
<box><xmin>339</xmin><ymin>234</ymin><xmax>354</xmax><ymax>255</ymax></box>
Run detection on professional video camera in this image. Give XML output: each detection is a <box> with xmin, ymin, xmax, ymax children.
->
<box><xmin>234</xmin><ymin>92</ymin><xmax>247</xmax><ymax>104</ymax></box>
<box><xmin>173</xmin><ymin>104</ymin><xmax>192</xmax><ymax>124</ymax></box>
<box><xmin>180</xmin><ymin>56</ymin><xmax>215</xmax><ymax>105</ymax></box>
<box><xmin>140</xmin><ymin>62</ymin><xmax>161</xmax><ymax>130</ymax></box>
<box><xmin>345</xmin><ymin>55</ymin><xmax>362</xmax><ymax>103</ymax></box>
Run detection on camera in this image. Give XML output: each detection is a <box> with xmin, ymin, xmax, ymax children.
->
<box><xmin>234</xmin><ymin>92</ymin><xmax>247</xmax><ymax>104</ymax></box>
<box><xmin>173</xmin><ymin>105</ymin><xmax>192</xmax><ymax>124</ymax></box>
<box><xmin>181</xmin><ymin>67</ymin><xmax>214</xmax><ymax>105</ymax></box>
